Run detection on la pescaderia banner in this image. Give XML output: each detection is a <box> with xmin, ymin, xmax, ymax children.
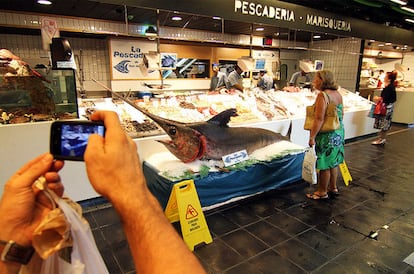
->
<box><xmin>96</xmin><ymin>0</ymin><xmax>414</xmax><ymax>46</ymax></box>
<box><xmin>110</xmin><ymin>39</ymin><xmax>158</xmax><ymax>80</ymax></box>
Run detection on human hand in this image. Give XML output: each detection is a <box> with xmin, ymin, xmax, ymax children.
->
<box><xmin>0</xmin><ymin>153</ymin><xmax>64</xmax><ymax>248</ymax></box>
<box><xmin>308</xmin><ymin>137</ymin><xmax>315</xmax><ymax>147</ymax></box>
<box><xmin>84</xmin><ymin>111</ymin><xmax>146</xmax><ymax>203</ymax></box>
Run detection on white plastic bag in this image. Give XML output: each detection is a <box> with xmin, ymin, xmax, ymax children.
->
<box><xmin>302</xmin><ymin>146</ymin><xmax>318</xmax><ymax>185</ymax></box>
<box><xmin>38</xmin><ymin>188</ymin><xmax>109</xmax><ymax>274</ymax></box>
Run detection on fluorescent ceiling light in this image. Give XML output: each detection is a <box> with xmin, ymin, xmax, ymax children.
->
<box><xmin>313</xmin><ymin>35</ymin><xmax>321</xmax><ymax>39</ymax></box>
<box><xmin>171</xmin><ymin>16</ymin><xmax>182</xmax><ymax>21</ymax></box>
<box><xmin>401</xmin><ymin>6</ymin><xmax>414</xmax><ymax>13</ymax></box>
<box><xmin>255</xmin><ymin>27</ymin><xmax>264</xmax><ymax>31</ymax></box>
<box><xmin>390</xmin><ymin>0</ymin><xmax>408</xmax><ymax>5</ymax></box>
<box><xmin>405</xmin><ymin>18</ymin><xmax>414</xmax><ymax>23</ymax></box>
<box><xmin>212</xmin><ymin>16</ymin><xmax>221</xmax><ymax>20</ymax></box>
<box><xmin>37</xmin><ymin>0</ymin><xmax>52</xmax><ymax>4</ymax></box>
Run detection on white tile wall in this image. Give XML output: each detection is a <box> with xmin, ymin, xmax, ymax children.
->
<box><xmin>1</xmin><ymin>32</ymin><xmax>362</xmax><ymax>93</ymax></box>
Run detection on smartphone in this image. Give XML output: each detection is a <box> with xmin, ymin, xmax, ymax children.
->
<box><xmin>50</xmin><ymin>120</ymin><xmax>105</xmax><ymax>161</ymax></box>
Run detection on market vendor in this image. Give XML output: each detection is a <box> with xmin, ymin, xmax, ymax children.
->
<box><xmin>290</xmin><ymin>60</ymin><xmax>313</xmax><ymax>87</ymax></box>
<box><xmin>209</xmin><ymin>63</ymin><xmax>229</xmax><ymax>91</ymax></box>
<box><xmin>227</xmin><ymin>64</ymin><xmax>245</xmax><ymax>91</ymax></box>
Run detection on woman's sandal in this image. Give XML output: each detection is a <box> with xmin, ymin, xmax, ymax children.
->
<box><xmin>306</xmin><ymin>193</ymin><xmax>329</xmax><ymax>200</ymax></box>
<box><xmin>328</xmin><ymin>188</ymin><xmax>340</xmax><ymax>197</ymax></box>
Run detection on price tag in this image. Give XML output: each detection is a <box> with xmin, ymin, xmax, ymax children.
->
<box><xmin>222</xmin><ymin>150</ymin><xmax>249</xmax><ymax>167</ymax></box>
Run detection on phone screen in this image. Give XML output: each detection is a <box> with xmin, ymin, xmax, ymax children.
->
<box><xmin>50</xmin><ymin>121</ymin><xmax>105</xmax><ymax>161</ymax></box>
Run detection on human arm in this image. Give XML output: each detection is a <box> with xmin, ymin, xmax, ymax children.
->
<box><xmin>308</xmin><ymin>93</ymin><xmax>327</xmax><ymax>147</ymax></box>
<box><xmin>84</xmin><ymin>111</ymin><xmax>206</xmax><ymax>274</ymax></box>
<box><xmin>289</xmin><ymin>71</ymin><xmax>299</xmax><ymax>86</ymax></box>
<box><xmin>0</xmin><ymin>153</ymin><xmax>64</xmax><ymax>274</ymax></box>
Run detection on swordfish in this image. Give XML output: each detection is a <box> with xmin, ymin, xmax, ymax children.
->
<box><xmin>147</xmin><ymin>108</ymin><xmax>291</xmax><ymax>163</ymax></box>
<box><xmin>91</xmin><ymin>80</ymin><xmax>290</xmax><ymax>163</ymax></box>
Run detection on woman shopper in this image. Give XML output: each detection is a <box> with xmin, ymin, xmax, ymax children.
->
<box><xmin>371</xmin><ymin>71</ymin><xmax>397</xmax><ymax>145</ymax></box>
<box><xmin>307</xmin><ymin>70</ymin><xmax>345</xmax><ymax>200</ymax></box>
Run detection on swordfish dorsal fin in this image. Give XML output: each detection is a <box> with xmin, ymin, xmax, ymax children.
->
<box><xmin>207</xmin><ymin>108</ymin><xmax>239</xmax><ymax>127</ymax></box>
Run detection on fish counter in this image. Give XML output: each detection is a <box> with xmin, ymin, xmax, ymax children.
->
<box><xmin>143</xmin><ymin>141</ymin><xmax>305</xmax><ymax>209</ymax></box>
<box><xmin>0</xmin><ymin>89</ymin><xmax>378</xmax><ymax>201</ymax></box>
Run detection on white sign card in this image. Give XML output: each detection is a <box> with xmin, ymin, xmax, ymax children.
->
<box><xmin>110</xmin><ymin>39</ymin><xmax>158</xmax><ymax>80</ymax></box>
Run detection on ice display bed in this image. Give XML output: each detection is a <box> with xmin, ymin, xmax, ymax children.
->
<box><xmin>143</xmin><ymin>141</ymin><xmax>305</xmax><ymax>209</ymax></box>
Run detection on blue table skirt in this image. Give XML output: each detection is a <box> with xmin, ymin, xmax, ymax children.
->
<box><xmin>144</xmin><ymin>152</ymin><xmax>305</xmax><ymax>209</ymax></box>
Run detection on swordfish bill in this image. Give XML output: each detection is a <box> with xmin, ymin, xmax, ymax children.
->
<box><xmin>92</xmin><ymin>80</ymin><xmax>291</xmax><ymax>163</ymax></box>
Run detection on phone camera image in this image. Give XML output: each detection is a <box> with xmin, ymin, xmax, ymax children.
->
<box><xmin>50</xmin><ymin>121</ymin><xmax>105</xmax><ymax>161</ymax></box>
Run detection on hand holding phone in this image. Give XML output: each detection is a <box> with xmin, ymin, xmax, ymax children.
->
<box><xmin>50</xmin><ymin>120</ymin><xmax>105</xmax><ymax>161</ymax></box>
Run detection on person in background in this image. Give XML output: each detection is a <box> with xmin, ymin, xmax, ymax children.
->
<box><xmin>0</xmin><ymin>111</ymin><xmax>206</xmax><ymax>274</ymax></box>
<box><xmin>289</xmin><ymin>69</ymin><xmax>311</xmax><ymax>87</ymax></box>
<box><xmin>307</xmin><ymin>70</ymin><xmax>344</xmax><ymax>200</ymax></box>
<box><xmin>227</xmin><ymin>64</ymin><xmax>244</xmax><ymax>91</ymax></box>
<box><xmin>371</xmin><ymin>71</ymin><xmax>397</xmax><ymax>145</ymax></box>
<box><xmin>377</xmin><ymin>69</ymin><xmax>385</xmax><ymax>89</ymax></box>
<box><xmin>209</xmin><ymin>63</ymin><xmax>228</xmax><ymax>91</ymax></box>
<box><xmin>257</xmin><ymin>69</ymin><xmax>274</xmax><ymax>91</ymax></box>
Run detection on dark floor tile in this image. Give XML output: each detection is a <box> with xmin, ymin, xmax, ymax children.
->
<box><xmin>111</xmin><ymin>240</ymin><xmax>135</xmax><ymax>273</ymax></box>
<box><xmin>92</xmin><ymin>206</ymin><xmax>121</xmax><ymax>227</ymax></box>
<box><xmin>266</xmin><ymin>211</ymin><xmax>311</xmax><ymax>236</ymax></box>
<box><xmin>100</xmin><ymin>222</ymin><xmax>127</xmax><ymax>247</ymax></box>
<box><xmin>376</xmin><ymin>229</ymin><xmax>414</xmax><ymax>255</ymax></box>
<box><xmin>354</xmin><ymin>237</ymin><xmax>410</xmax><ymax>273</ymax></box>
<box><xmin>223</xmin><ymin>261</ymin><xmax>264</xmax><ymax>274</ymax></box>
<box><xmin>232</xmin><ymin>249</ymin><xmax>305</xmax><ymax>274</ymax></box>
<box><xmin>333</xmin><ymin>204</ymin><xmax>393</xmax><ymax>236</ymax></box>
<box><xmin>195</xmin><ymin>238</ymin><xmax>245</xmax><ymax>272</ymax></box>
<box><xmin>245</xmin><ymin>220</ymin><xmax>291</xmax><ymax>247</ymax></box>
<box><xmin>284</xmin><ymin>200</ymin><xmax>337</xmax><ymax>227</ymax></box>
<box><xmin>205</xmin><ymin>212</ymin><xmax>239</xmax><ymax>237</ymax></box>
<box><xmin>99</xmin><ymin>247</ymin><xmax>123</xmax><ymax>274</ymax></box>
<box><xmin>83</xmin><ymin>211</ymin><xmax>98</xmax><ymax>229</ymax></box>
<box><xmin>273</xmin><ymin>238</ymin><xmax>328</xmax><ymax>272</ymax></box>
<box><xmin>220</xmin><ymin>204</ymin><xmax>261</xmax><ymax>226</ymax></box>
<box><xmin>331</xmin><ymin>242</ymin><xmax>395</xmax><ymax>274</ymax></box>
<box><xmin>296</xmin><ymin>228</ymin><xmax>347</xmax><ymax>259</ymax></box>
<box><xmin>245</xmin><ymin>197</ymin><xmax>280</xmax><ymax>217</ymax></box>
<box><xmin>314</xmin><ymin>220</ymin><xmax>365</xmax><ymax>247</ymax></box>
<box><xmin>221</xmin><ymin>228</ymin><xmax>268</xmax><ymax>260</ymax></box>
<box><xmin>388</xmin><ymin>219</ymin><xmax>414</xmax><ymax>240</ymax></box>
<box><xmin>314</xmin><ymin>261</ymin><xmax>356</xmax><ymax>274</ymax></box>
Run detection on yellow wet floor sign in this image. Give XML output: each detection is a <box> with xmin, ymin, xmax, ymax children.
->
<box><xmin>164</xmin><ymin>179</ymin><xmax>213</xmax><ymax>251</ymax></box>
<box><xmin>339</xmin><ymin>161</ymin><xmax>352</xmax><ymax>186</ymax></box>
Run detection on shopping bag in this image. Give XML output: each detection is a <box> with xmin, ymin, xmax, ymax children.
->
<box><xmin>302</xmin><ymin>146</ymin><xmax>317</xmax><ymax>184</ymax></box>
<box><xmin>367</xmin><ymin>103</ymin><xmax>375</xmax><ymax>118</ymax></box>
<box><xmin>23</xmin><ymin>183</ymin><xmax>109</xmax><ymax>274</ymax></box>
<box><xmin>374</xmin><ymin>97</ymin><xmax>387</xmax><ymax>116</ymax></box>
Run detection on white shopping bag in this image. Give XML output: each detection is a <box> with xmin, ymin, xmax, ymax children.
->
<box><xmin>302</xmin><ymin>146</ymin><xmax>318</xmax><ymax>185</ymax></box>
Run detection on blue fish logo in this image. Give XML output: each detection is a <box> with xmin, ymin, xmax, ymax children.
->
<box><xmin>114</xmin><ymin>60</ymin><xmax>131</xmax><ymax>73</ymax></box>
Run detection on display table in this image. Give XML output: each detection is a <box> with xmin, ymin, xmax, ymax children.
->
<box><xmin>143</xmin><ymin>142</ymin><xmax>305</xmax><ymax>209</ymax></box>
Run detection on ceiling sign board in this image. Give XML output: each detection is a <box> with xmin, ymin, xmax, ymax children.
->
<box><xmin>110</xmin><ymin>39</ymin><xmax>158</xmax><ymax>80</ymax></box>
<box><xmin>95</xmin><ymin>0</ymin><xmax>414</xmax><ymax>46</ymax></box>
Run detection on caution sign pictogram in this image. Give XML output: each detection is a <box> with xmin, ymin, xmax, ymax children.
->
<box><xmin>186</xmin><ymin>205</ymin><xmax>198</xmax><ymax>219</ymax></box>
<box><xmin>165</xmin><ymin>179</ymin><xmax>213</xmax><ymax>251</ymax></box>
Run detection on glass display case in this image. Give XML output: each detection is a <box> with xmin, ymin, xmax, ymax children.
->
<box><xmin>0</xmin><ymin>68</ymin><xmax>78</xmax><ymax>124</ymax></box>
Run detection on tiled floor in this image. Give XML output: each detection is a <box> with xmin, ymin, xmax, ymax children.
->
<box><xmin>81</xmin><ymin>124</ymin><xmax>414</xmax><ymax>274</ymax></box>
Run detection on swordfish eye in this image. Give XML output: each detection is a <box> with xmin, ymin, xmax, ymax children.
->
<box><xmin>168</xmin><ymin>126</ymin><xmax>177</xmax><ymax>136</ymax></box>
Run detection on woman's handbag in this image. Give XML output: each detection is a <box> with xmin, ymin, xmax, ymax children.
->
<box><xmin>374</xmin><ymin>97</ymin><xmax>387</xmax><ymax>116</ymax></box>
<box><xmin>304</xmin><ymin>92</ymin><xmax>340</xmax><ymax>132</ymax></box>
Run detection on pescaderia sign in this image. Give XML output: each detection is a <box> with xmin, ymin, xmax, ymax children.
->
<box><xmin>234</xmin><ymin>0</ymin><xmax>295</xmax><ymax>22</ymax></box>
<box><xmin>234</xmin><ymin>0</ymin><xmax>351</xmax><ymax>33</ymax></box>
<box><xmin>93</xmin><ymin>0</ymin><xmax>413</xmax><ymax>46</ymax></box>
